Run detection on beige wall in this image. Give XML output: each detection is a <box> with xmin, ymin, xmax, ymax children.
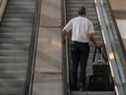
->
<box><xmin>110</xmin><ymin>0</ymin><xmax>126</xmax><ymax>10</ymax></box>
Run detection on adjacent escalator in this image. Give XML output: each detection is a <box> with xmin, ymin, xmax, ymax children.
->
<box><xmin>0</xmin><ymin>0</ymin><xmax>37</xmax><ymax>95</ymax></box>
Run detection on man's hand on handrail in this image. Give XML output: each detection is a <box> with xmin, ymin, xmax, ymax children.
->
<box><xmin>63</xmin><ymin>30</ymin><xmax>71</xmax><ymax>40</ymax></box>
<box><xmin>87</xmin><ymin>32</ymin><xmax>104</xmax><ymax>48</ymax></box>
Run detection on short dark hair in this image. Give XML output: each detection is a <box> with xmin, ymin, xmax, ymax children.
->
<box><xmin>78</xmin><ymin>6</ymin><xmax>86</xmax><ymax>16</ymax></box>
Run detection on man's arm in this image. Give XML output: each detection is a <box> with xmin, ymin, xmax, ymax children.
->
<box><xmin>87</xmin><ymin>20</ymin><xmax>104</xmax><ymax>47</ymax></box>
<box><xmin>62</xmin><ymin>20</ymin><xmax>72</xmax><ymax>39</ymax></box>
<box><xmin>88</xmin><ymin>32</ymin><xmax>104</xmax><ymax>48</ymax></box>
<box><xmin>87</xmin><ymin>32</ymin><xmax>96</xmax><ymax>42</ymax></box>
<box><xmin>87</xmin><ymin>21</ymin><xmax>97</xmax><ymax>45</ymax></box>
<box><xmin>63</xmin><ymin>29</ymin><xmax>71</xmax><ymax>41</ymax></box>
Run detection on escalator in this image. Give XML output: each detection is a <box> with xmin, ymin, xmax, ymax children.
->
<box><xmin>63</xmin><ymin>0</ymin><xmax>126</xmax><ymax>95</ymax></box>
<box><xmin>0</xmin><ymin>0</ymin><xmax>38</xmax><ymax>95</ymax></box>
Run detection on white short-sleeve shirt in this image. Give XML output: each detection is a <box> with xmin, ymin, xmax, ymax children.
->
<box><xmin>63</xmin><ymin>16</ymin><xmax>95</xmax><ymax>43</ymax></box>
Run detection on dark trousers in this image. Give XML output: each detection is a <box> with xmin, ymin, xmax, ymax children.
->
<box><xmin>70</xmin><ymin>41</ymin><xmax>90</xmax><ymax>90</ymax></box>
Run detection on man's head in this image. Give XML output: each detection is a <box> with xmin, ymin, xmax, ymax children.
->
<box><xmin>78</xmin><ymin>6</ymin><xmax>86</xmax><ymax>16</ymax></box>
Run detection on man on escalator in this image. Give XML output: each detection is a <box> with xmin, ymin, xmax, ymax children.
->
<box><xmin>63</xmin><ymin>6</ymin><xmax>96</xmax><ymax>91</ymax></box>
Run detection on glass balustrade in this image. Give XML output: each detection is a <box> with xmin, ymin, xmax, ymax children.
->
<box><xmin>95</xmin><ymin>0</ymin><xmax>126</xmax><ymax>95</ymax></box>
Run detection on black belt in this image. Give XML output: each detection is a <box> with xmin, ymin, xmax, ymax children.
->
<box><xmin>72</xmin><ymin>41</ymin><xmax>89</xmax><ymax>45</ymax></box>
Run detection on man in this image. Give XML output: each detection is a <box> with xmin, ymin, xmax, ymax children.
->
<box><xmin>63</xmin><ymin>6</ymin><xmax>96</xmax><ymax>91</ymax></box>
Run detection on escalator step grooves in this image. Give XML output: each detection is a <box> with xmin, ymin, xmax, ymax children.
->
<box><xmin>65</xmin><ymin>0</ymin><xmax>114</xmax><ymax>95</ymax></box>
<box><xmin>65</xmin><ymin>0</ymin><xmax>100</xmax><ymax>31</ymax></box>
<box><xmin>0</xmin><ymin>0</ymin><xmax>35</xmax><ymax>95</ymax></box>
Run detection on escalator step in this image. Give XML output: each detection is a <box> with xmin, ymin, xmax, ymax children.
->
<box><xmin>0</xmin><ymin>0</ymin><xmax>35</xmax><ymax>94</ymax></box>
<box><xmin>72</xmin><ymin>91</ymin><xmax>115</xmax><ymax>95</ymax></box>
<box><xmin>66</xmin><ymin>0</ymin><xmax>100</xmax><ymax>31</ymax></box>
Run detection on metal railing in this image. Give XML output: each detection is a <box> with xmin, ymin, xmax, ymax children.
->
<box><xmin>95</xmin><ymin>0</ymin><xmax>126</xmax><ymax>94</ymax></box>
<box><xmin>24</xmin><ymin>0</ymin><xmax>41</xmax><ymax>95</ymax></box>
<box><xmin>62</xmin><ymin>0</ymin><xmax>71</xmax><ymax>95</ymax></box>
<box><xmin>0</xmin><ymin>0</ymin><xmax>41</xmax><ymax>95</ymax></box>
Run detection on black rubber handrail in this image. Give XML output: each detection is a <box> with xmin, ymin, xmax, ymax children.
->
<box><xmin>62</xmin><ymin>0</ymin><xmax>71</xmax><ymax>95</ymax></box>
<box><xmin>24</xmin><ymin>0</ymin><xmax>41</xmax><ymax>95</ymax></box>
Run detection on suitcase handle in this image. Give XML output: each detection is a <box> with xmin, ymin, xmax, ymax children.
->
<box><xmin>92</xmin><ymin>47</ymin><xmax>102</xmax><ymax>64</ymax></box>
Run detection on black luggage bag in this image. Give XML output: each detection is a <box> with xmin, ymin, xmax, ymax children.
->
<box><xmin>88</xmin><ymin>48</ymin><xmax>114</xmax><ymax>91</ymax></box>
<box><xmin>88</xmin><ymin>75</ymin><xmax>114</xmax><ymax>91</ymax></box>
<box><xmin>93</xmin><ymin>64</ymin><xmax>110</xmax><ymax>76</ymax></box>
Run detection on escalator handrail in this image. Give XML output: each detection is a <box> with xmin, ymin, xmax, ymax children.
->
<box><xmin>105</xmin><ymin>0</ymin><xmax>126</xmax><ymax>54</ymax></box>
<box><xmin>104</xmin><ymin>0</ymin><xmax>126</xmax><ymax>82</ymax></box>
<box><xmin>95</xmin><ymin>0</ymin><xmax>126</xmax><ymax>95</ymax></box>
<box><xmin>100</xmin><ymin>0</ymin><xmax>126</xmax><ymax>82</ymax></box>
<box><xmin>24</xmin><ymin>0</ymin><xmax>41</xmax><ymax>95</ymax></box>
<box><xmin>62</xmin><ymin>0</ymin><xmax>71</xmax><ymax>95</ymax></box>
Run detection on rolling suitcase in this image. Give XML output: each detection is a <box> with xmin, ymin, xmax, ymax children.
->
<box><xmin>88</xmin><ymin>48</ymin><xmax>114</xmax><ymax>91</ymax></box>
<box><xmin>92</xmin><ymin>48</ymin><xmax>110</xmax><ymax>76</ymax></box>
<box><xmin>93</xmin><ymin>64</ymin><xmax>110</xmax><ymax>76</ymax></box>
<box><xmin>88</xmin><ymin>75</ymin><xmax>111</xmax><ymax>91</ymax></box>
